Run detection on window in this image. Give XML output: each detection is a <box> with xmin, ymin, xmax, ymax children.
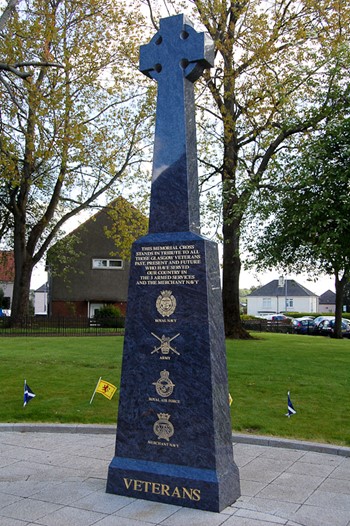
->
<box><xmin>262</xmin><ymin>297</ymin><xmax>271</xmax><ymax>309</ymax></box>
<box><xmin>92</xmin><ymin>258</ymin><xmax>123</xmax><ymax>269</ymax></box>
<box><xmin>286</xmin><ymin>298</ymin><xmax>293</xmax><ymax>309</ymax></box>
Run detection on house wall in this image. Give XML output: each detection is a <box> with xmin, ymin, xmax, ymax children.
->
<box><xmin>51</xmin><ymin>300</ymin><xmax>127</xmax><ymax>317</ymax></box>
<box><xmin>318</xmin><ymin>303</ymin><xmax>336</xmax><ymax>314</ymax></box>
<box><xmin>49</xmin><ymin>207</ymin><xmax>131</xmax><ymax>315</ymax></box>
<box><xmin>34</xmin><ymin>291</ymin><xmax>48</xmax><ymax>315</ymax></box>
<box><xmin>247</xmin><ymin>295</ymin><xmax>318</xmax><ymax>316</ymax></box>
<box><xmin>0</xmin><ymin>281</ymin><xmax>13</xmax><ymax>308</ymax></box>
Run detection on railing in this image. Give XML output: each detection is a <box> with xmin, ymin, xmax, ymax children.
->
<box><xmin>242</xmin><ymin>318</ymin><xmax>293</xmax><ymax>334</ymax></box>
<box><xmin>0</xmin><ymin>316</ymin><xmax>125</xmax><ymax>337</ymax></box>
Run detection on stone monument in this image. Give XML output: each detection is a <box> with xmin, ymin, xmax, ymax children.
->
<box><xmin>106</xmin><ymin>13</ymin><xmax>241</xmax><ymax>512</ymax></box>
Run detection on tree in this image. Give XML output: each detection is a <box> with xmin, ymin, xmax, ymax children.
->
<box><xmin>245</xmin><ymin>115</ymin><xmax>350</xmax><ymax>338</ymax></box>
<box><xmin>0</xmin><ymin>0</ymin><xmax>152</xmax><ymax>319</ymax></box>
<box><xmin>143</xmin><ymin>0</ymin><xmax>350</xmax><ymax>337</ymax></box>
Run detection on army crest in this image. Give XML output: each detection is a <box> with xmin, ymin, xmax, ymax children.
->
<box><xmin>156</xmin><ymin>290</ymin><xmax>176</xmax><ymax>317</ymax></box>
<box><xmin>153</xmin><ymin>370</ymin><xmax>175</xmax><ymax>397</ymax></box>
<box><xmin>153</xmin><ymin>413</ymin><xmax>174</xmax><ymax>441</ymax></box>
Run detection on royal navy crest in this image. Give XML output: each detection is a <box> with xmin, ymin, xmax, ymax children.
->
<box><xmin>153</xmin><ymin>370</ymin><xmax>175</xmax><ymax>398</ymax></box>
<box><xmin>156</xmin><ymin>290</ymin><xmax>176</xmax><ymax>317</ymax></box>
<box><xmin>153</xmin><ymin>413</ymin><xmax>174</xmax><ymax>441</ymax></box>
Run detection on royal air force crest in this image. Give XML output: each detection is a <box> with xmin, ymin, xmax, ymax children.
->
<box><xmin>156</xmin><ymin>290</ymin><xmax>176</xmax><ymax>317</ymax></box>
<box><xmin>152</xmin><ymin>370</ymin><xmax>175</xmax><ymax>397</ymax></box>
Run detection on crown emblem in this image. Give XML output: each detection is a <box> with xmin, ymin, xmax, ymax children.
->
<box><xmin>153</xmin><ymin>412</ymin><xmax>174</xmax><ymax>441</ymax></box>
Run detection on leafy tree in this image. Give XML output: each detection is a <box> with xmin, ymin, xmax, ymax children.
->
<box><xmin>0</xmin><ymin>0</ymin><xmax>152</xmax><ymax>319</ymax></box>
<box><xmin>246</xmin><ymin>116</ymin><xmax>350</xmax><ymax>338</ymax></box>
<box><xmin>144</xmin><ymin>0</ymin><xmax>350</xmax><ymax>337</ymax></box>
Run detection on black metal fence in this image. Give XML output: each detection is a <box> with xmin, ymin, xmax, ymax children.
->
<box><xmin>242</xmin><ymin>318</ymin><xmax>293</xmax><ymax>333</ymax></box>
<box><xmin>0</xmin><ymin>316</ymin><xmax>125</xmax><ymax>337</ymax></box>
<box><xmin>0</xmin><ymin>316</ymin><xmax>295</xmax><ymax>337</ymax></box>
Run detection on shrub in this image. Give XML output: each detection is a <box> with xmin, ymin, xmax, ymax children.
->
<box><xmin>94</xmin><ymin>304</ymin><xmax>125</xmax><ymax>328</ymax></box>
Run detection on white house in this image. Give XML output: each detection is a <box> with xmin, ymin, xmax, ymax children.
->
<box><xmin>318</xmin><ymin>290</ymin><xmax>336</xmax><ymax>314</ymax></box>
<box><xmin>34</xmin><ymin>283</ymin><xmax>48</xmax><ymax>315</ymax></box>
<box><xmin>247</xmin><ymin>278</ymin><xmax>318</xmax><ymax>316</ymax></box>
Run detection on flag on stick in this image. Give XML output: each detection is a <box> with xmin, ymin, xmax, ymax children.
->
<box><xmin>23</xmin><ymin>380</ymin><xmax>36</xmax><ymax>407</ymax></box>
<box><xmin>286</xmin><ymin>391</ymin><xmax>296</xmax><ymax>417</ymax></box>
<box><xmin>90</xmin><ymin>377</ymin><xmax>117</xmax><ymax>404</ymax></box>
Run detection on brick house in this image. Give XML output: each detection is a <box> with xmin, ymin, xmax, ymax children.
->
<box><xmin>0</xmin><ymin>251</ymin><xmax>15</xmax><ymax>313</ymax></box>
<box><xmin>47</xmin><ymin>199</ymin><xmax>145</xmax><ymax>318</ymax></box>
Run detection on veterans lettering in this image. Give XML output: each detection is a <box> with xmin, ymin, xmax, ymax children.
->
<box><xmin>123</xmin><ymin>478</ymin><xmax>201</xmax><ymax>501</ymax></box>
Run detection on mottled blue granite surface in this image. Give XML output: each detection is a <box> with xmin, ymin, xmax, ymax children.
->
<box><xmin>107</xmin><ymin>234</ymin><xmax>240</xmax><ymax>511</ymax></box>
<box><xmin>107</xmin><ymin>14</ymin><xmax>240</xmax><ymax>512</ymax></box>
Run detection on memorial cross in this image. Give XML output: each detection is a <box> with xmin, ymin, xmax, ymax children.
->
<box><xmin>140</xmin><ymin>14</ymin><xmax>214</xmax><ymax>234</ymax></box>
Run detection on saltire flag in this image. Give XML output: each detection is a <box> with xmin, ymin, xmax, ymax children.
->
<box><xmin>286</xmin><ymin>391</ymin><xmax>296</xmax><ymax>417</ymax></box>
<box><xmin>23</xmin><ymin>380</ymin><xmax>36</xmax><ymax>407</ymax></box>
<box><xmin>90</xmin><ymin>377</ymin><xmax>117</xmax><ymax>404</ymax></box>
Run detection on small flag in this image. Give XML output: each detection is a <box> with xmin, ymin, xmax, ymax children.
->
<box><xmin>286</xmin><ymin>391</ymin><xmax>296</xmax><ymax>417</ymax></box>
<box><xmin>90</xmin><ymin>377</ymin><xmax>117</xmax><ymax>404</ymax></box>
<box><xmin>228</xmin><ymin>393</ymin><xmax>233</xmax><ymax>406</ymax></box>
<box><xmin>23</xmin><ymin>380</ymin><xmax>36</xmax><ymax>407</ymax></box>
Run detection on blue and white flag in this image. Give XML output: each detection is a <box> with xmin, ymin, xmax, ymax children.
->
<box><xmin>23</xmin><ymin>380</ymin><xmax>36</xmax><ymax>407</ymax></box>
<box><xmin>286</xmin><ymin>391</ymin><xmax>296</xmax><ymax>417</ymax></box>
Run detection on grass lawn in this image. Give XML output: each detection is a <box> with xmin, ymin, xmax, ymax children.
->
<box><xmin>0</xmin><ymin>333</ymin><xmax>349</xmax><ymax>446</ymax></box>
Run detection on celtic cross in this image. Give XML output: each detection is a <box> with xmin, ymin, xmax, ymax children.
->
<box><xmin>140</xmin><ymin>14</ymin><xmax>214</xmax><ymax>233</ymax></box>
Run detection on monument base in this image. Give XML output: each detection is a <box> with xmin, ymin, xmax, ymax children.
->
<box><xmin>107</xmin><ymin>455</ymin><xmax>240</xmax><ymax>512</ymax></box>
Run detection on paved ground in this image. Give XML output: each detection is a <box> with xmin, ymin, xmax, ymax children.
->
<box><xmin>0</xmin><ymin>426</ymin><xmax>349</xmax><ymax>526</ymax></box>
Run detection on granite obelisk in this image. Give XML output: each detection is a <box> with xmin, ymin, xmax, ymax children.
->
<box><xmin>106</xmin><ymin>14</ymin><xmax>241</xmax><ymax>512</ymax></box>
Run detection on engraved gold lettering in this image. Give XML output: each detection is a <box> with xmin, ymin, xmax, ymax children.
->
<box><xmin>182</xmin><ymin>487</ymin><xmax>193</xmax><ymax>500</ymax></box>
<box><xmin>192</xmin><ymin>489</ymin><xmax>201</xmax><ymax>501</ymax></box>
<box><xmin>161</xmin><ymin>484</ymin><xmax>170</xmax><ymax>496</ymax></box>
<box><xmin>123</xmin><ymin>478</ymin><xmax>132</xmax><ymax>489</ymax></box>
<box><xmin>134</xmin><ymin>480</ymin><xmax>143</xmax><ymax>491</ymax></box>
<box><xmin>171</xmin><ymin>487</ymin><xmax>181</xmax><ymax>498</ymax></box>
<box><xmin>151</xmin><ymin>482</ymin><xmax>161</xmax><ymax>494</ymax></box>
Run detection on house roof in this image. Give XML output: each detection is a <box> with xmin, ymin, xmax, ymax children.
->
<box><xmin>319</xmin><ymin>289</ymin><xmax>336</xmax><ymax>304</ymax></box>
<box><xmin>247</xmin><ymin>279</ymin><xmax>317</xmax><ymax>298</ymax></box>
<box><xmin>0</xmin><ymin>251</ymin><xmax>15</xmax><ymax>282</ymax></box>
<box><xmin>35</xmin><ymin>282</ymin><xmax>48</xmax><ymax>293</ymax></box>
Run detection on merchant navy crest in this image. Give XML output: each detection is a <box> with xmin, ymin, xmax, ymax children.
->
<box><xmin>153</xmin><ymin>370</ymin><xmax>175</xmax><ymax>397</ymax></box>
<box><xmin>153</xmin><ymin>413</ymin><xmax>174</xmax><ymax>441</ymax></box>
<box><xmin>156</xmin><ymin>290</ymin><xmax>176</xmax><ymax>317</ymax></box>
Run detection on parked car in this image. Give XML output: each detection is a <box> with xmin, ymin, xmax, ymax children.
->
<box><xmin>317</xmin><ymin>318</ymin><xmax>350</xmax><ymax>338</ymax></box>
<box><xmin>312</xmin><ymin>316</ymin><xmax>335</xmax><ymax>335</ymax></box>
<box><xmin>292</xmin><ymin>318</ymin><xmax>315</xmax><ymax>335</ymax></box>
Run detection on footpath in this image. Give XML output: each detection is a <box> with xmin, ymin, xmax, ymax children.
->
<box><xmin>0</xmin><ymin>424</ymin><xmax>349</xmax><ymax>526</ymax></box>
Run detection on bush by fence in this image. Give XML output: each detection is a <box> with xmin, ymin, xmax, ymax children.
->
<box><xmin>0</xmin><ymin>316</ymin><xmax>125</xmax><ymax>337</ymax></box>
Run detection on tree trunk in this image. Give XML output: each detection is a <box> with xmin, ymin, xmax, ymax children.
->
<box><xmin>334</xmin><ymin>273</ymin><xmax>346</xmax><ymax>339</ymax></box>
<box><xmin>222</xmin><ymin>210</ymin><xmax>252</xmax><ymax>339</ymax></box>
<box><xmin>11</xmin><ymin>216</ymin><xmax>33</xmax><ymax>320</ymax></box>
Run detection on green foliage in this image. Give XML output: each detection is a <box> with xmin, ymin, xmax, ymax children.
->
<box><xmin>0</xmin><ymin>0</ymin><xmax>154</xmax><ymax>317</ymax></box>
<box><xmin>246</xmin><ymin>115</ymin><xmax>350</xmax><ymax>279</ymax></box>
<box><xmin>94</xmin><ymin>305</ymin><xmax>125</xmax><ymax>328</ymax></box>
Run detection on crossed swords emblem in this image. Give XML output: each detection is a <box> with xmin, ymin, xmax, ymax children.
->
<box><xmin>151</xmin><ymin>333</ymin><xmax>180</xmax><ymax>355</ymax></box>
